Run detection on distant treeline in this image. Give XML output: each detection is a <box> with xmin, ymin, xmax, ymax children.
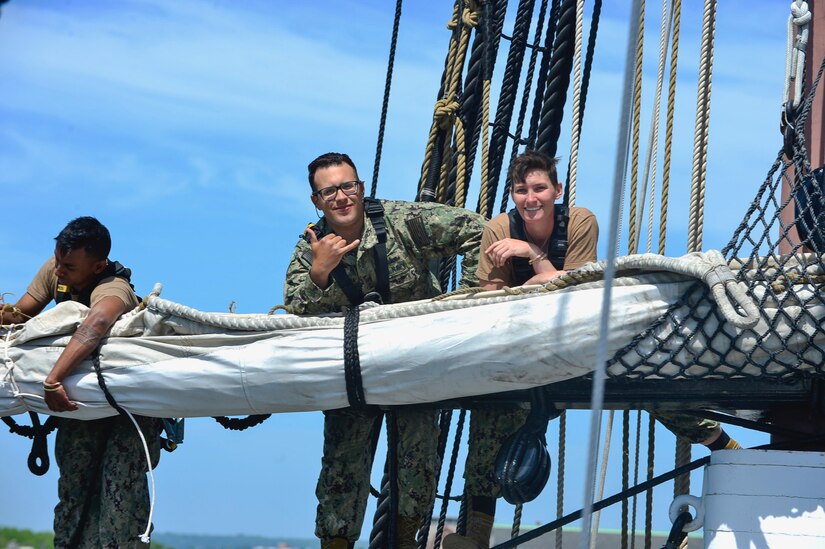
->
<box><xmin>0</xmin><ymin>527</ymin><xmax>171</xmax><ymax>549</ymax></box>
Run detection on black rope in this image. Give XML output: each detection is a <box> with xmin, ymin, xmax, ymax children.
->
<box><xmin>534</xmin><ymin>0</ymin><xmax>576</xmax><ymax>157</ymax></box>
<box><xmin>526</xmin><ymin>0</ymin><xmax>562</xmax><ymax>149</ymax></box>
<box><xmin>92</xmin><ymin>349</ymin><xmax>126</xmax><ymax>416</ymax></box>
<box><xmin>3</xmin><ymin>413</ymin><xmax>58</xmax><ymax>476</ymax></box>
<box><xmin>371</xmin><ymin>0</ymin><xmax>403</xmax><ymax>198</ymax></box>
<box><xmin>479</xmin><ymin>0</ymin><xmax>537</xmax><ymax>218</ymax></box>
<box><xmin>344</xmin><ymin>306</ymin><xmax>367</xmax><ymax>408</ymax></box>
<box><xmin>444</xmin><ymin>0</ymin><xmax>508</xmax><ymax>206</ymax></box>
<box><xmin>662</xmin><ymin>511</ymin><xmax>692</xmax><ymax>549</ymax></box>
<box><xmin>424</xmin><ymin>409</ymin><xmax>455</xmax><ymax>549</ymax></box>
<box><xmin>499</xmin><ymin>0</ymin><xmax>554</xmax><ymax>213</ymax></box>
<box><xmin>212</xmin><ymin>414</ymin><xmax>271</xmax><ymax>431</ymax></box>
<box><xmin>2</xmin><ymin>412</ymin><xmax>59</xmax><ymax>439</ymax></box>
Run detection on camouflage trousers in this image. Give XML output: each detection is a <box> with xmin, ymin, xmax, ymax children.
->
<box><xmin>315</xmin><ymin>407</ymin><xmax>440</xmax><ymax>542</ymax></box>
<box><xmin>463</xmin><ymin>407</ymin><xmax>720</xmax><ymax>497</ymax></box>
<box><xmin>54</xmin><ymin>415</ymin><xmax>162</xmax><ymax>549</ymax></box>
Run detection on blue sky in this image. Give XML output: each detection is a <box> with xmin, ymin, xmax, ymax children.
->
<box><xmin>0</xmin><ymin>0</ymin><xmax>794</xmax><ymax>543</ymax></box>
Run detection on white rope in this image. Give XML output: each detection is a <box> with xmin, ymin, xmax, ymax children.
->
<box><xmin>784</xmin><ymin>0</ymin><xmax>811</xmax><ymax>109</ymax></box>
<box><xmin>566</xmin><ymin>0</ymin><xmax>586</xmax><ymax>206</ymax></box>
<box><xmin>121</xmin><ymin>408</ymin><xmax>157</xmax><ymax>544</ymax></box>
<box><xmin>579</xmin><ymin>1</ymin><xmax>643</xmax><ymax>546</ymax></box>
<box><xmin>144</xmin><ymin>252</ymin><xmax>758</xmax><ymax>332</ymax></box>
<box><xmin>588</xmin><ymin>410</ymin><xmax>614</xmax><ymax>549</ymax></box>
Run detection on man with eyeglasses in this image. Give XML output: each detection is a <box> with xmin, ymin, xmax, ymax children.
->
<box><xmin>284</xmin><ymin>152</ymin><xmax>486</xmax><ymax>549</ymax></box>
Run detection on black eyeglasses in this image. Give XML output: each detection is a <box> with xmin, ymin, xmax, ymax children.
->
<box><xmin>313</xmin><ymin>180</ymin><xmax>363</xmax><ymax>200</ymax></box>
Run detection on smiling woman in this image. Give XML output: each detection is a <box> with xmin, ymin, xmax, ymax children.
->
<box><xmin>0</xmin><ymin>0</ymin><xmax>793</xmax><ymax>543</ymax></box>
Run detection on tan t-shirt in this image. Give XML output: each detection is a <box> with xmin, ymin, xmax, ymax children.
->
<box><xmin>26</xmin><ymin>258</ymin><xmax>140</xmax><ymax>311</ymax></box>
<box><xmin>477</xmin><ymin>206</ymin><xmax>599</xmax><ymax>285</ymax></box>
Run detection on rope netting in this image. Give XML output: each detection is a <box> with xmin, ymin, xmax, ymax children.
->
<box><xmin>609</xmin><ymin>52</ymin><xmax>825</xmax><ymax>382</ymax></box>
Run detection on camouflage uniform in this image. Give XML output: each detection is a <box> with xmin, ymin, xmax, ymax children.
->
<box><xmin>54</xmin><ymin>415</ymin><xmax>162</xmax><ymax>549</ymax></box>
<box><xmin>27</xmin><ymin>258</ymin><xmax>164</xmax><ymax>548</ymax></box>
<box><xmin>284</xmin><ymin>199</ymin><xmax>485</xmax><ymax>542</ymax></box>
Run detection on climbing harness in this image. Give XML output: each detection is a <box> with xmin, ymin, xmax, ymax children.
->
<box><xmin>54</xmin><ymin>260</ymin><xmax>135</xmax><ymax>306</ymax></box>
<box><xmin>508</xmin><ymin>204</ymin><xmax>569</xmax><ymax>283</ymax></box>
<box><xmin>304</xmin><ymin>198</ymin><xmax>390</xmax><ymax>306</ymax></box>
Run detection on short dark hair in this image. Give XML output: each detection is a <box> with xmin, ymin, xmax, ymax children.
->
<box><xmin>307</xmin><ymin>152</ymin><xmax>359</xmax><ymax>191</ymax></box>
<box><xmin>54</xmin><ymin>216</ymin><xmax>111</xmax><ymax>260</ymax></box>
<box><xmin>508</xmin><ymin>150</ymin><xmax>560</xmax><ymax>187</ymax></box>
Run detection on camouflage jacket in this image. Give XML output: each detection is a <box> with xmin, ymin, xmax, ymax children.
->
<box><xmin>284</xmin><ymin>200</ymin><xmax>486</xmax><ymax>315</ymax></box>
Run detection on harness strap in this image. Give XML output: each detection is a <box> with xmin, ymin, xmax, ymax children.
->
<box><xmin>364</xmin><ymin>198</ymin><xmax>390</xmax><ymax>304</ymax></box>
<box><xmin>508</xmin><ymin>206</ymin><xmax>569</xmax><ymax>285</ymax></box>
<box><xmin>55</xmin><ymin>260</ymin><xmax>135</xmax><ymax>306</ymax></box>
<box><xmin>307</xmin><ymin>198</ymin><xmax>391</xmax><ymax>306</ymax></box>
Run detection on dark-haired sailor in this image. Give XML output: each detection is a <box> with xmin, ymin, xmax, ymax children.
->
<box><xmin>1</xmin><ymin>216</ymin><xmax>161</xmax><ymax>549</ymax></box>
<box><xmin>444</xmin><ymin>150</ymin><xmax>739</xmax><ymax>549</ymax></box>
<box><xmin>284</xmin><ymin>152</ymin><xmax>486</xmax><ymax>549</ymax></box>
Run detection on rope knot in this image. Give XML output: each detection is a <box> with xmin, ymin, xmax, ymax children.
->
<box><xmin>462</xmin><ymin>5</ymin><xmax>480</xmax><ymax>28</ymax></box>
<box><xmin>791</xmin><ymin>1</ymin><xmax>811</xmax><ymax>25</ymax></box>
<box><xmin>434</xmin><ymin>98</ymin><xmax>460</xmax><ymax>129</ymax></box>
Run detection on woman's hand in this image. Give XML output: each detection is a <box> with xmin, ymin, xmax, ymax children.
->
<box><xmin>485</xmin><ymin>238</ymin><xmax>539</xmax><ymax>267</ymax></box>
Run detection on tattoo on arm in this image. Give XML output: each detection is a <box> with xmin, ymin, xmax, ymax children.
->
<box><xmin>71</xmin><ymin>324</ymin><xmax>103</xmax><ymax>347</ymax></box>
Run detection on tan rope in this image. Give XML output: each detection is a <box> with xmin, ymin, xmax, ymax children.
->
<box><xmin>429</xmin><ymin>2</ymin><xmax>479</xmax><ymax>205</ymax></box>
<box><xmin>566</xmin><ymin>0</ymin><xmax>586</xmax><ymax>207</ymax></box>
<box><xmin>659</xmin><ymin>0</ymin><xmax>681</xmax><ymax>255</ymax></box>
<box><xmin>555</xmin><ymin>410</ymin><xmax>566</xmax><ymax>549</ymax></box>
<box><xmin>419</xmin><ymin>1</ymin><xmax>464</xmax><ymax>196</ymax></box>
<box><xmin>474</xmin><ymin>78</ymin><xmax>492</xmax><ymax>212</ymax></box>
<box><xmin>673</xmin><ymin>437</ymin><xmax>691</xmax><ymax>549</ymax></box>
<box><xmin>687</xmin><ymin>0</ymin><xmax>716</xmax><ymax>253</ymax></box>
<box><xmin>639</xmin><ymin>0</ymin><xmax>672</xmax><ymax>254</ymax></box>
<box><xmin>627</xmin><ymin>0</ymin><xmax>646</xmax><ymax>255</ymax></box>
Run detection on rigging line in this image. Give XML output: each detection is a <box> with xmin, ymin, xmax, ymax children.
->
<box><xmin>565</xmin><ymin>0</ymin><xmax>585</xmax><ymax>207</ymax></box>
<box><xmin>784</xmin><ymin>0</ymin><xmax>811</xmax><ymax>110</ymax></box>
<box><xmin>451</xmin><ymin>0</ymin><xmax>507</xmax><ymax>207</ymax></box>
<box><xmin>536</xmin><ymin>0</ymin><xmax>577</xmax><ymax>157</ymax></box>
<box><xmin>589</xmin><ymin>410</ymin><xmax>614</xmax><ymax>549</ymax></box>
<box><xmin>659</xmin><ymin>0</ymin><xmax>681</xmax><ymax>256</ymax></box>
<box><xmin>499</xmin><ymin>0</ymin><xmax>554</xmax><ymax>214</ymax></box>
<box><xmin>564</xmin><ymin>0</ymin><xmax>603</xmax><ymax>208</ymax></box>
<box><xmin>629</xmin><ymin>411</ymin><xmax>642</xmax><ymax>549</ymax></box>
<box><xmin>555</xmin><ymin>410</ymin><xmax>566</xmax><ymax>549</ymax></box>
<box><xmin>579</xmin><ymin>0</ymin><xmax>641</xmax><ymax>547</ymax></box>
<box><xmin>621</xmin><ymin>411</ymin><xmax>630</xmax><ymax>549</ymax></box>
<box><xmin>635</xmin><ymin>0</ymin><xmax>674</xmax><ymax>254</ymax></box>
<box><xmin>687</xmin><ymin>0</ymin><xmax>716</xmax><ymax>253</ymax></box>
<box><xmin>481</xmin><ymin>0</ymin><xmax>536</xmax><ymax>217</ymax></box>
<box><xmin>371</xmin><ymin>0</ymin><xmax>403</xmax><ymax>199</ymax></box>
<box><xmin>626</xmin><ymin>0</ymin><xmax>645</xmax><ymax>255</ymax></box>
<box><xmin>527</xmin><ymin>0</ymin><xmax>563</xmax><ymax>148</ymax></box>
<box><xmin>673</xmin><ymin>438</ymin><xmax>691</xmax><ymax>549</ymax></box>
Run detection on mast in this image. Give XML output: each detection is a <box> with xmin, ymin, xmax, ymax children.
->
<box><xmin>774</xmin><ymin>0</ymin><xmax>825</xmax><ymax>446</ymax></box>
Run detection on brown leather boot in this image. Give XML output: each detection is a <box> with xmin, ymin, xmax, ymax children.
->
<box><xmin>442</xmin><ymin>510</ymin><xmax>495</xmax><ymax>549</ymax></box>
<box><xmin>320</xmin><ymin>537</ymin><xmax>353</xmax><ymax>549</ymax></box>
<box><xmin>396</xmin><ymin>515</ymin><xmax>423</xmax><ymax>549</ymax></box>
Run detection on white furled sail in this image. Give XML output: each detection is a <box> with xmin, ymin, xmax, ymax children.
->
<box><xmin>2</xmin><ymin>251</ymin><xmax>814</xmax><ymax>421</ymax></box>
